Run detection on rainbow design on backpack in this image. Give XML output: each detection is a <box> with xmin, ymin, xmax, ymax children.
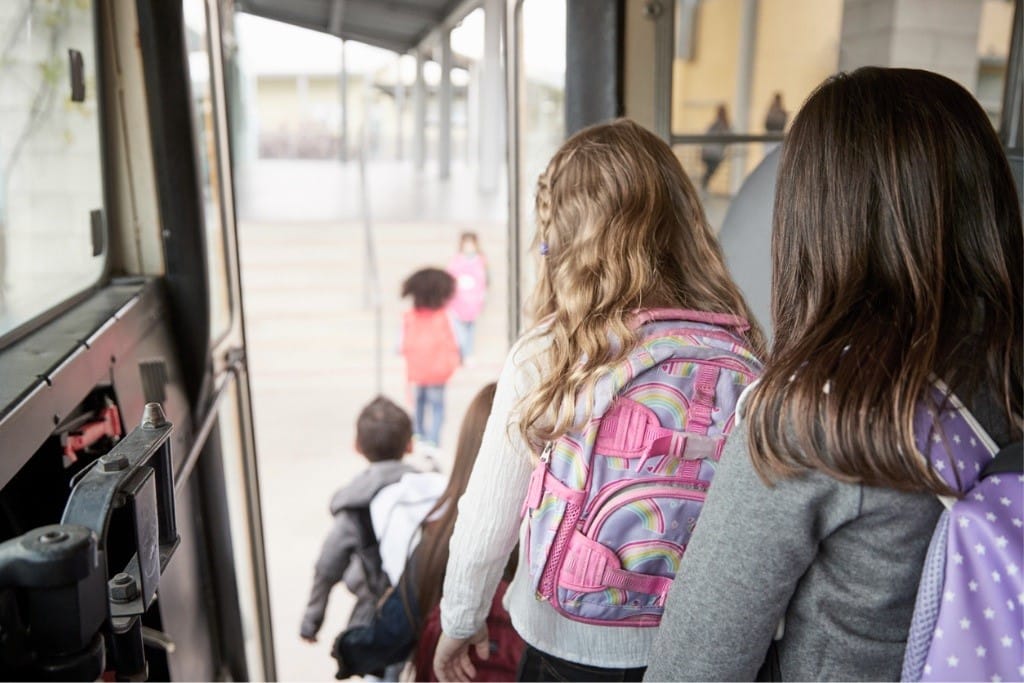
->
<box><xmin>645</xmin><ymin>334</ymin><xmax>697</xmax><ymax>359</ymax></box>
<box><xmin>553</xmin><ymin>440</ymin><xmax>587</xmax><ymax>489</ymax></box>
<box><xmin>601</xmin><ymin>587</ymin><xmax>629</xmax><ymax>605</ymax></box>
<box><xmin>609</xmin><ymin>363</ymin><xmax>634</xmax><ymax>387</ymax></box>
<box><xmin>731</xmin><ymin>343</ymin><xmax>759</xmax><ymax>363</ymax></box>
<box><xmin>605</xmin><ymin>456</ymin><xmax>631</xmax><ymax>470</ymax></box>
<box><xmin>622</xmin><ymin>498</ymin><xmax>665</xmax><ymax>533</ymax></box>
<box><xmin>524</xmin><ymin>312</ymin><xmax>764</xmax><ymax>626</ymax></box>
<box><xmin>660</xmin><ymin>457</ymin><xmax>682</xmax><ymax>476</ymax></box>
<box><xmin>532</xmin><ymin>493</ymin><xmax>563</xmax><ymax>522</ymax></box>
<box><xmin>619</xmin><ymin>542</ymin><xmax>683</xmax><ymax>574</ymax></box>
<box><xmin>623</xmin><ymin>383</ymin><xmax>689</xmax><ymax>429</ymax></box>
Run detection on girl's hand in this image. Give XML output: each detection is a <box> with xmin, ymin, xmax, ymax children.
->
<box><xmin>433</xmin><ymin>627</ymin><xmax>490</xmax><ymax>682</ymax></box>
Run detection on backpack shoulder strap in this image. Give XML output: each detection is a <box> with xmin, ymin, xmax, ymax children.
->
<box><xmin>348</xmin><ymin>505</ymin><xmax>390</xmax><ymax>597</ymax></box>
<box><xmin>979</xmin><ymin>441</ymin><xmax>1023</xmax><ymax>479</ymax></box>
<box><xmin>339</xmin><ymin>475</ymin><xmax>409</xmax><ymax>598</ymax></box>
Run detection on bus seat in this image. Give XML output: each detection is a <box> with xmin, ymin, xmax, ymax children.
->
<box><xmin>717</xmin><ymin>148</ymin><xmax>1022</xmax><ymax>347</ymax></box>
<box><xmin>717</xmin><ymin>146</ymin><xmax>780</xmax><ymax>341</ymax></box>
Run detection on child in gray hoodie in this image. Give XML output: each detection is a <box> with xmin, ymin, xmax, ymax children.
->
<box><xmin>300</xmin><ymin>396</ymin><xmax>416</xmax><ymax>643</ymax></box>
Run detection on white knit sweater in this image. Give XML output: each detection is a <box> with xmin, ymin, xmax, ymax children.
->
<box><xmin>439</xmin><ymin>332</ymin><xmax>657</xmax><ymax>668</ymax></box>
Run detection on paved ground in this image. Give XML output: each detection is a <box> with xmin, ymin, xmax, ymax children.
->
<box><xmin>237</xmin><ymin>158</ymin><xmax>509</xmax><ymax>682</ymax></box>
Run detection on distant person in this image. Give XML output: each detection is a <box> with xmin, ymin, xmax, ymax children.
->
<box><xmin>332</xmin><ymin>383</ymin><xmax>526</xmax><ymax>681</ymax></box>
<box><xmin>764</xmin><ymin>91</ymin><xmax>787</xmax><ymax>133</ymax></box>
<box><xmin>644</xmin><ymin>68</ymin><xmax>1022</xmax><ymax>681</ymax></box>
<box><xmin>447</xmin><ymin>232</ymin><xmax>489</xmax><ymax>364</ymax></box>
<box><xmin>433</xmin><ymin>119</ymin><xmax>764</xmax><ymax>682</ymax></box>
<box><xmin>299</xmin><ymin>397</ymin><xmax>417</xmax><ymax>647</ymax></box>
<box><xmin>700</xmin><ymin>104</ymin><xmax>731</xmax><ymax>191</ymax></box>
<box><xmin>400</xmin><ymin>267</ymin><xmax>461</xmax><ymax>447</ymax></box>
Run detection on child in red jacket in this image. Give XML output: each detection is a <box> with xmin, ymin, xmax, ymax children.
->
<box><xmin>400</xmin><ymin>268</ymin><xmax>461</xmax><ymax>447</ymax></box>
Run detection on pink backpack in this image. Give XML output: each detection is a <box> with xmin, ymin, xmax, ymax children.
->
<box><xmin>521</xmin><ymin>309</ymin><xmax>762</xmax><ymax>625</ymax></box>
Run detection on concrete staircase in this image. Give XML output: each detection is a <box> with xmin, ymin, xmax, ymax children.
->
<box><xmin>237</xmin><ymin>157</ymin><xmax>511</xmax><ymax>681</ymax></box>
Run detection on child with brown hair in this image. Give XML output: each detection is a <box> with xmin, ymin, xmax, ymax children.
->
<box><xmin>299</xmin><ymin>396</ymin><xmax>416</xmax><ymax>644</ymax></box>
<box><xmin>646</xmin><ymin>67</ymin><xmax>1022</xmax><ymax>682</ymax></box>
<box><xmin>400</xmin><ymin>267</ymin><xmax>461</xmax><ymax>447</ymax></box>
<box><xmin>332</xmin><ymin>383</ymin><xmax>525</xmax><ymax>681</ymax></box>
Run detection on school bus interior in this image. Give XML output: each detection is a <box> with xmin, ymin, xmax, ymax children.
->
<box><xmin>0</xmin><ymin>0</ymin><xmax>1019</xmax><ymax>680</ymax></box>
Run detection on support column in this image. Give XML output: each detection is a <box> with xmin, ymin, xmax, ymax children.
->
<box><xmin>729</xmin><ymin>0</ymin><xmax>758</xmax><ymax>195</ymax></box>
<box><xmin>394</xmin><ymin>55</ymin><xmax>405</xmax><ymax>160</ymax></box>
<box><xmin>414</xmin><ymin>49</ymin><xmax>426</xmax><ymax>171</ymax></box>
<box><xmin>566</xmin><ymin>0</ymin><xmax>623</xmax><ymax>136</ymax></box>
<box><xmin>839</xmin><ymin>0</ymin><xmax>983</xmax><ymax>91</ymax></box>
<box><xmin>478</xmin><ymin>0</ymin><xmax>504</xmax><ymax>193</ymax></box>
<box><xmin>468</xmin><ymin>61</ymin><xmax>479</xmax><ymax>164</ymax></box>
<box><xmin>338</xmin><ymin>40</ymin><xmax>348</xmax><ymax>162</ymax></box>
<box><xmin>439</xmin><ymin>29</ymin><xmax>453</xmax><ymax>180</ymax></box>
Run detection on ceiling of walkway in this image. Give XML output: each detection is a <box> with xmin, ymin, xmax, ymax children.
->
<box><xmin>235</xmin><ymin>0</ymin><xmax>469</xmax><ymax>53</ymax></box>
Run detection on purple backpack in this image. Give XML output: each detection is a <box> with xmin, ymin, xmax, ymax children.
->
<box><xmin>521</xmin><ymin>309</ymin><xmax>762</xmax><ymax>625</ymax></box>
<box><xmin>902</xmin><ymin>387</ymin><xmax>1024</xmax><ymax>682</ymax></box>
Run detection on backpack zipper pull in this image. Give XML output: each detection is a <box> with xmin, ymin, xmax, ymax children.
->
<box><xmin>540</xmin><ymin>442</ymin><xmax>553</xmax><ymax>463</ymax></box>
<box><xmin>523</xmin><ymin>446</ymin><xmax>553</xmax><ymax>517</ymax></box>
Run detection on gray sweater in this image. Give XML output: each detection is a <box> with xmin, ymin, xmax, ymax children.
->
<box><xmin>300</xmin><ymin>460</ymin><xmax>414</xmax><ymax>639</ymax></box>
<box><xmin>645</xmin><ymin>421</ymin><xmax>942</xmax><ymax>681</ymax></box>
<box><xmin>645</xmin><ymin>395</ymin><xmax>1011</xmax><ymax>682</ymax></box>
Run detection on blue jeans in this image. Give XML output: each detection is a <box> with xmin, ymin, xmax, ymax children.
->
<box><xmin>414</xmin><ymin>384</ymin><xmax>445</xmax><ymax>446</ymax></box>
<box><xmin>453</xmin><ymin>318</ymin><xmax>475</xmax><ymax>359</ymax></box>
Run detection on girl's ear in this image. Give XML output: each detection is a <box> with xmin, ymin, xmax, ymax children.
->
<box><xmin>404</xmin><ymin>439</ymin><xmax>415</xmax><ymax>454</ymax></box>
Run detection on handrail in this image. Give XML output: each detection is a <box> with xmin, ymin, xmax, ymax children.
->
<box><xmin>173</xmin><ymin>353</ymin><xmax>242</xmax><ymax>492</ymax></box>
<box><xmin>359</xmin><ymin>116</ymin><xmax>384</xmax><ymax>394</ymax></box>
<box><xmin>670</xmin><ymin>132</ymin><xmax>784</xmax><ymax>145</ymax></box>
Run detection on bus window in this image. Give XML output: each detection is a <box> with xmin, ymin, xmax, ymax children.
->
<box><xmin>0</xmin><ymin>1</ymin><xmax>105</xmax><ymax>341</ymax></box>
<box><xmin>184</xmin><ymin>0</ymin><xmax>232</xmax><ymax>342</ymax></box>
<box><xmin>669</xmin><ymin>0</ymin><xmax>1016</xmax><ymax>230</ymax></box>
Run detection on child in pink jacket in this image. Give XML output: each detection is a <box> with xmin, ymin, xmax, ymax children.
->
<box><xmin>446</xmin><ymin>232</ymin><xmax>488</xmax><ymax>363</ymax></box>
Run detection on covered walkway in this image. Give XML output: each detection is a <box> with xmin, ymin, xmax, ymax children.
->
<box><xmin>238</xmin><ymin>156</ymin><xmax>508</xmax><ymax>680</ymax></box>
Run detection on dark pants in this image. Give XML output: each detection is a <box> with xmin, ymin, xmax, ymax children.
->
<box><xmin>516</xmin><ymin>645</ymin><xmax>646</xmax><ymax>682</ymax></box>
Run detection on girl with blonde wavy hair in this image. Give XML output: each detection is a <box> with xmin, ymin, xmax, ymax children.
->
<box><xmin>432</xmin><ymin>118</ymin><xmax>764</xmax><ymax>682</ymax></box>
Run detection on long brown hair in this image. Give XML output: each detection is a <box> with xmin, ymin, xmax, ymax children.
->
<box><xmin>747</xmin><ymin>67</ymin><xmax>1023</xmax><ymax>495</ymax></box>
<box><xmin>411</xmin><ymin>383</ymin><xmax>498</xmax><ymax>616</ymax></box>
<box><xmin>520</xmin><ymin>118</ymin><xmax>765</xmax><ymax>452</ymax></box>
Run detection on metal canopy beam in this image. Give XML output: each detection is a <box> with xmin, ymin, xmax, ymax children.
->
<box><xmin>238</xmin><ymin>0</ymin><xmax>468</xmax><ymax>55</ymax></box>
<box><xmin>413</xmin><ymin>0</ymin><xmax>481</xmax><ymax>54</ymax></box>
<box><xmin>350</xmin><ymin>0</ymin><xmax>445</xmax><ymax>22</ymax></box>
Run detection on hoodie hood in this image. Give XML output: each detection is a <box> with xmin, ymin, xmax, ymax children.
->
<box><xmin>329</xmin><ymin>460</ymin><xmax>415</xmax><ymax>514</ymax></box>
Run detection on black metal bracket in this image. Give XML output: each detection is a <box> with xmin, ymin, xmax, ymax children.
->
<box><xmin>0</xmin><ymin>403</ymin><xmax>179</xmax><ymax>681</ymax></box>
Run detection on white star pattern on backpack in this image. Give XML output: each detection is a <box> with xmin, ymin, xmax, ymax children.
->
<box><xmin>902</xmin><ymin>387</ymin><xmax>1024</xmax><ymax>682</ymax></box>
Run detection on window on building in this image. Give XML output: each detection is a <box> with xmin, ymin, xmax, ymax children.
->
<box><xmin>670</xmin><ymin>0</ymin><xmax>1015</xmax><ymax>230</ymax></box>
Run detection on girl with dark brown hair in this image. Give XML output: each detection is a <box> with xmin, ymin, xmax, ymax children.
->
<box><xmin>645</xmin><ymin>67</ymin><xmax>1022</xmax><ymax>681</ymax></box>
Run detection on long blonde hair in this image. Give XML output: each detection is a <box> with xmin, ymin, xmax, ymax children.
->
<box><xmin>519</xmin><ymin>119</ymin><xmax>764</xmax><ymax>452</ymax></box>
